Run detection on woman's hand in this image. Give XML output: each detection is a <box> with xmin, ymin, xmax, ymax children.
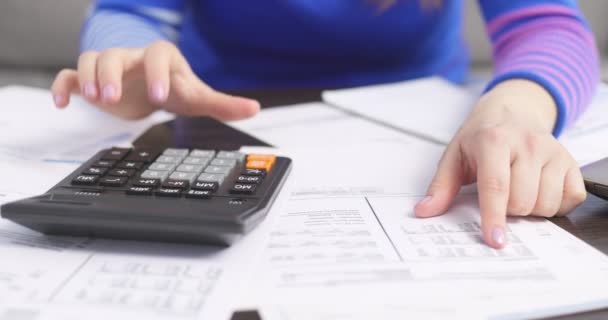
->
<box><xmin>414</xmin><ymin>79</ymin><xmax>586</xmax><ymax>249</ymax></box>
<box><xmin>51</xmin><ymin>41</ymin><xmax>260</xmax><ymax>120</ymax></box>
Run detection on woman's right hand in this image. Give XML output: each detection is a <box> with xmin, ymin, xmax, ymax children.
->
<box><xmin>51</xmin><ymin>41</ymin><xmax>260</xmax><ymax>120</ymax></box>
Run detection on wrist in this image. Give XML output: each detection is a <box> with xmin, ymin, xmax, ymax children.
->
<box><xmin>474</xmin><ymin>79</ymin><xmax>557</xmax><ymax>133</ymax></box>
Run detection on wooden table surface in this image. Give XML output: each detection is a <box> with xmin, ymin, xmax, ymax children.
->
<box><xmin>159</xmin><ymin>88</ymin><xmax>608</xmax><ymax>320</ymax></box>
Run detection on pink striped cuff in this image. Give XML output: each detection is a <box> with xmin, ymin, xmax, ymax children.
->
<box><xmin>485</xmin><ymin>5</ymin><xmax>599</xmax><ymax>136</ymax></box>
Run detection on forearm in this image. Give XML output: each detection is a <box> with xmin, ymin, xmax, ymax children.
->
<box><xmin>81</xmin><ymin>2</ymin><xmax>184</xmax><ymax>52</ymax></box>
<box><xmin>479</xmin><ymin>1</ymin><xmax>600</xmax><ymax>136</ymax></box>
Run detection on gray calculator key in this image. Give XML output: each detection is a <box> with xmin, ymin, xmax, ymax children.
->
<box><xmin>141</xmin><ymin>170</ymin><xmax>169</xmax><ymax>182</ymax></box>
<box><xmin>163</xmin><ymin>148</ymin><xmax>189</xmax><ymax>157</ymax></box>
<box><xmin>149</xmin><ymin>163</ymin><xmax>176</xmax><ymax>171</ymax></box>
<box><xmin>190</xmin><ymin>149</ymin><xmax>216</xmax><ymax>158</ymax></box>
<box><xmin>182</xmin><ymin>156</ymin><xmax>211</xmax><ymax>166</ymax></box>
<box><xmin>204</xmin><ymin>165</ymin><xmax>232</xmax><ymax>175</ymax></box>
<box><xmin>169</xmin><ymin>171</ymin><xmax>197</xmax><ymax>183</ymax></box>
<box><xmin>197</xmin><ymin>173</ymin><xmax>225</xmax><ymax>185</ymax></box>
<box><xmin>176</xmin><ymin>164</ymin><xmax>205</xmax><ymax>173</ymax></box>
<box><xmin>210</xmin><ymin>158</ymin><xmax>237</xmax><ymax>168</ymax></box>
<box><xmin>216</xmin><ymin>151</ymin><xmax>246</xmax><ymax>162</ymax></box>
<box><xmin>156</xmin><ymin>155</ymin><xmax>182</xmax><ymax>164</ymax></box>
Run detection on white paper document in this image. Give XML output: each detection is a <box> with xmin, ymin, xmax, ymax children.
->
<box><xmin>559</xmin><ymin>85</ymin><xmax>608</xmax><ymax>166</ymax></box>
<box><xmin>0</xmin><ymin>85</ymin><xmax>174</xmax><ymax>204</ymax></box>
<box><xmin>0</xmin><ymin>86</ymin><xmax>254</xmax><ymax>320</ymax></box>
<box><xmin>323</xmin><ymin>78</ymin><xmax>608</xmax><ymax>166</ymax></box>
<box><xmin>322</xmin><ymin>77</ymin><xmax>477</xmax><ymax>144</ymax></box>
<box><xmin>236</xmin><ymin>142</ymin><xmax>608</xmax><ymax>320</ymax></box>
<box><xmin>1</xmin><ymin>83</ymin><xmax>608</xmax><ymax>320</ymax></box>
<box><xmin>0</xmin><ymin>204</ymin><xmax>284</xmax><ymax>320</ymax></box>
<box><xmin>228</xmin><ymin>102</ymin><xmax>420</xmax><ymax>148</ymax></box>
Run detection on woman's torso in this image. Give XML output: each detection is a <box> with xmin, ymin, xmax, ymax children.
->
<box><xmin>178</xmin><ymin>0</ymin><xmax>469</xmax><ymax>90</ymax></box>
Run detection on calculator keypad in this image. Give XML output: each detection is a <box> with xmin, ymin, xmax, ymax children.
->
<box><xmin>71</xmin><ymin>148</ymin><xmax>277</xmax><ymax>199</ymax></box>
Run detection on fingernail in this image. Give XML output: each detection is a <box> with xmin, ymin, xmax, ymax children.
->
<box><xmin>491</xmin><ymin>227</ymin><xmax>506</xmax><ymax>247</ymax></box>
<box><xmin>53</xmin><ymin>94</ymin><xmax>64</xmax><ymax>107</ymax></box>
<box><xmin>416</xmin><ymin>195</ymin><xmax>432</xmax><ymax>206</ymax></box>
<box><xmin>102</xmin><ymin>84</ymin><xmax>116</xmax><ymax>102</ymax></box>
<box><xmin>151</xmin><ymin>82</ymin><xmax>167</xmax><ymax>102</ymax></box>
<box><xmin>83</xmin><ymin>83</ymin><xmax>97</xmax><ymax>99</ymax></box>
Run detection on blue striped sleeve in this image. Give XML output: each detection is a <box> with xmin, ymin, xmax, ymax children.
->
<box><xmin>81</xmin><ymin>0</ymin><xmax>185</xmax><ymax>52</ymax></box>
<box><xmin>479</xmin><ymin>0</ymin><xmax>600</xmax><ymax>137</ymax></box>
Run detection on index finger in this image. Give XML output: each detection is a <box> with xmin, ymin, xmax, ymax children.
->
<box><xmin>474</xmin><ymin>130</ymin><xmax>511</xmax><ymax>249</ymax></box>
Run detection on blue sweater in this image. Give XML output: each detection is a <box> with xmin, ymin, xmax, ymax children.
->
<box><xmin>83</xmin><ymin>0</ymin><xmax>598</xmax><ymax>135</ymax></box>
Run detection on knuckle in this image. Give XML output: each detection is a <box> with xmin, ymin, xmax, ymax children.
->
<box><xmin>99</xmin><ymin>48</ymin><xmax>123</xmax><ymax>61</ymax></box>
<box><xmin>566</xmin><ymin>189</ymin><xmax>587</xmax><ymax>205</ymax></box>
<box><xmin>534</xmin><ymin>200</ymin><xmax>559</xmax><ymax>217</ymax></box>
<box><xmin>477</xmin><ymin>126</ymin><xmax>507</xmax><ymax>144</ymax></box>
<box><xmin>507</xmin><ymin>199</ymin><xmax>533</xmax><ymax>216</ymax></box>
<box><xmin>148</xmin><ymin>40</ymin><xmax>177</xmax><ymax>53</ymax></box>
<box><xmin>79</xmin><ymin>50</ymin><xmax>98</xmax><ymax>60</ymax></box>
<box><xmin>523</xmin><ymin>132</ymin><xmax>544</xmax><ymax>154</ymax></box>
<box><xmin>57</xmin><ymin>68</ymin><xmax>74</xmax><ymax>78</ymax></box>
<box><xmin>478</xmin><ymin>177</ymin><xmax>508</xmax><ymax>194</ymax></box>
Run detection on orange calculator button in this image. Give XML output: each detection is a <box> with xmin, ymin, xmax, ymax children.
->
<box><xmin>247</xmin><ymin>154</ymin><xmax>276</xmax><ymax>164</ymax></box>
<box><xmin>246</xmin><ymin>159</ymin><xmax>274</xmax><ymax>172</ymax></box>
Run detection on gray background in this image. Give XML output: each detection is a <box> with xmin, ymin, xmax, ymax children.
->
<box><xmin>0</xmin><ymin>0</ymin><xmax>606</xmax><ymax>88</ymax></box>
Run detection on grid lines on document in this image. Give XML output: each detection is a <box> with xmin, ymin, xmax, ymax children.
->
<box><xmin>50</xmin><ymin>256</ymin><xmax>223</xmax><ymax>316</ymax></box>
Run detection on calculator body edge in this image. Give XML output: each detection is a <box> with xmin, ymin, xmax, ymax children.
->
<box><xmin>1</xmin><ymin>148</ymin><xmax>292</xmax><ymax>246</ymax></box>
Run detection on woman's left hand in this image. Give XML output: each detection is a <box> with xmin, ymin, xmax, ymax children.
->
<box><xmin>414</xmin><ymin>79</ymin><xmax>587</xmax><ymax>249</ymax></box>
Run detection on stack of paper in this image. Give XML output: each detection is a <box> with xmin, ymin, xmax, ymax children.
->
<box><xmin>235</xmin><ymin>142</ymin><xmax>608</xmax><ymax>320</ymax></box>
<box><xmin>323</xmin><ymin>77</ymin><xmax>608</xmax><ymax>166</ymax></box>
<box><xmin>322</xmin><ymin>77</ymin><xmax>476</xmax><ymax>144</ymax></box>
<box><xmin>2</xmin><ymin>79</ymin><xmax>608</xmax><ymax>320</ymax></box>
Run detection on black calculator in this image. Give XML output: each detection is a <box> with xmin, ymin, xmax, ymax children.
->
<box><xmin>1</xmin><ymin>147</ymin><xmax>292</xmax><ymax>245</ymax></box>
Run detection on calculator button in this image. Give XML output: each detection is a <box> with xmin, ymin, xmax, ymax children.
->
<box><xmin>185</xmin><ymin>189</ymin><xmax>212</xmax><ymax>199</ymax></box>
<box><xmin>246</xmin><ymin>160</ymin><xmax>273</xmax><ymax>172</ymax></box>
<box><xmin>116</xmin><ymin>161</ymin><xmax>144</xmax><ymax>170</ymax></box>
<box><xmin>242</xmin><ymin>168</ymin><xmax>266</xmax><ymax>177</ymax></box>
<box><xmin>126</xmin><ymin>149</ymin><xmax>158</xmax><ymax>163</ymax></box>
<box><xmin>84</xmin><ymin>167</ymin><xmax>108</xmax><ymax>175</ymax></box>
<box><xmin>236</xmin><ymin>175</ymin><xmax>263</xmax><ymax>184</ymax></box>
<box><xmin>93</xmin><ymin>160</ymin><xmax>116</xmax><ymax>168</ymax></box>
<box><xmin>99</xmin><ymin>176</ymin><xmax>128</xmax><ymax>187</ymax></box>
<box><xmin>162</xmin><ymin>179</ymin><xmax>190</xmax><ymax>190</ymax></box>
<box><xmin>176</xmin><ymin>164</ymin><xmax>205</xmax><ymax>173</ymax></box>
<box><xmin>72</xmin><ymin>175</ymin><xmax>99</xmax><ymax>185</ymax></box>
<box><xmin>155</xmin><ymin>188</ymin><xmax>182</xmax><ymax>197</ymax></box>
<box><xmin>141</xmin><ymin>170</ymin><xmax>169</xmax><ymax>182</ymax></box>
<box><xmin>169</xmin><ymin>172</ymin><xmax>197</xmax><ymax>183</ymax></box>
<box><xmin>149</xmin><ymin>163</ymin><xmax>176</xmax><ymax>171</ymax></box>
<box><xmin>182</xmin><ymin>157</ymin><xmax>211</xmax><ymax>166</ymax></box>
<box><xmin>190</xmin><ymin>149</ymin><xmax>216</xmax><ymax>158</ymax></box>
<box><xmin>156</xmin><ymin>155</ymin><xmax>182</xmax><ymax>164</ymax></box>
<box><xmin>101</xmin><ymin>148</ymin><xmax>130</xmax><ymax>161</ymax></box>
<box><xmin>108</xmin><ymin>168</ymin><xmax>136</xmax><ymax>177</ymax></box>
<box><xmin>192</xmin><ymin>181</ymin><xmax>219</xmax><ymax>191</ymax></box>
<box><xmin>126</xmin><ymin>186</ymin><xmax>153</xmax><ymax>196</ymax></box>
<box><xmin>163</xmin><ymin>148</ymin><xmax>189</xmax><ymax>157</ymax></box>
<box><xmin>210</xmin><ymin>158</ymin><xmax>237</xmax><ymax>168</ymax></box>
<box><xmin>133</xmin><ymin>178</ymin><xmax>160</xmax><ymax>187</ymax></box>
<box><xmin>216</xmin><ymin>151</ymin><xmax>246</xmax><ymax>162</ymax></box>
<box><xmin>230</xmin><ymin>183</ymin><xmax>257</xmax><ymax>194</ymax></box>
<box><xmin>197</xmin><ymin>173</ymin><xmax>225</xmax><ymax>185</ymax></box>
<box><xmin>247</xmin><ymin>154</ymin><xmax>276</xmax><ymax>164</ymax></box>
<box><xmin>204</xmin><ymin>166</ymin><xmax>232</xmax><ymax>175</ymax></box>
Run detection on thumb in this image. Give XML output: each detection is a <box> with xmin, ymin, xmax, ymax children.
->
<box><xmin>175</xmin><ymin>75</ymin><xmax>260</xmax><ymax>121</ymax></box>
<box><xmin>415</xmin><ymin>145</ymin><xmax>463</xmax><ymax>218</ymax></box>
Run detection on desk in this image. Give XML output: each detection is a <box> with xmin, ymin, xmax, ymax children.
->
<box><xmin>139</xmin><ymin>88</ymin><xmax>608</xmax><ymax>320</ymax></box>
